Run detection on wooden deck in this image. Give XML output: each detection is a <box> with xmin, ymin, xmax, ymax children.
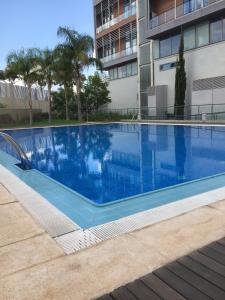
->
<box><xmin>97</xmin><ymin>238</ymin><xmax>225</xmax><ymax>300</ymax></box>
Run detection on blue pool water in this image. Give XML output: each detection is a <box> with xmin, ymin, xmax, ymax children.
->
<box><xmin>1</xmin><ymin>123</ymin><xmax>225</xmax><ymax>206</ymax></box>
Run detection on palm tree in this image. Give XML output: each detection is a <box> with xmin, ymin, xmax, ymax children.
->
<box><xmin>57</xmin><ymin>26</ymin><xmax>102</xmax><ymax>121</ymax></box>
<box><xmin>37</xmin><ymin>48</ymin><xmax>56</xmax><ymax>123</ymax></box>
<box><xmin>0</xmin><ymin>70</ymin><xmax>5</xmax><ymax>80</ymax></box>
<box><xmin>6</xmin><ymin>48</ymin><xmax>39</xmax><ymax>126</ymax></box>
<box><xmin>54</xmin><ymin>46</ymin><xmax>74</xmax><ymax>120</ymax></box>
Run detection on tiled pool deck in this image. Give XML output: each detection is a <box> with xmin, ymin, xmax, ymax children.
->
<box><xmin>1</xmin><ymin>181</ymin><xmax>225</xmax><ymax>299</ymax></box>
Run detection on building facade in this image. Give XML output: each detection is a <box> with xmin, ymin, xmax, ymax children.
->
<box><xmin>93</xmin><ymin>0</ymin><xmax>139</xmax><ymax>110</ymax></box>
<box><xmin>93</xmin><ymin>0</ymin><xmax>225</xmax><ymax>117</ymax></box>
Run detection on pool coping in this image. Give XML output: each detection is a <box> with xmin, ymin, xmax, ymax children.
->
<box><xmin>2</xmin><ymin>121</ymin><xmax>225</xmax><ymax>254</ymax></box>
<box><xmin>1</xmin><ymin>161</ymin><xmax>225</xmax><ymax>254</ymax></box>
<box><xmin>2</xmin><ymin>119</ymin><xmax>225</xmax><ymax>132</ymax></box>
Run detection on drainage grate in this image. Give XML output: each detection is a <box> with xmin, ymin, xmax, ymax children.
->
<box><xmin>55</xmin><ymin>230</ymin><xmax>102</xmax><ymax>254</ymax></box>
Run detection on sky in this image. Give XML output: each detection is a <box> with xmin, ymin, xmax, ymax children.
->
<box><xmin>0</xmin><ymin>0</ymin><xmax>94</xmax><ymax>70</ymax></box>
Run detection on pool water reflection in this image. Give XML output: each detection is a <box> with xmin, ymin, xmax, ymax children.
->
<box><xmin>1</xmin><ymin>123</ymin><xmax>225</xmax><ymax>205</ymax></box>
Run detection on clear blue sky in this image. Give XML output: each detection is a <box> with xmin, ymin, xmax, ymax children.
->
<box><xmin>0</xmin><ymin>0</ymin><xmax>94</xmax><ymax>70</ymax></box>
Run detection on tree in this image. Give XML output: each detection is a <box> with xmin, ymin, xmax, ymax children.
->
<box><xmin>81</xmin><ymin>73</ymin><xmax>111</xmax><ymax>113</ymax></box>
<box><xmin>6</xmin><ymin>48</ymin><xmax>39</xmax><ymax>125</ymax></box>
<box><xmin>0</xmin><ymin>70</ymin><xmax>5</xmax><ymax>80</ymax></box>
<box><xmin>54</xmin><ymin>46</ymin><xmax>74</xmax><ymax>120</ymax></box>
<box><xmin>37</xmin><ymin>48</ymin><xmax>56</xmax><ymax>123</ymax></box>
<box><xmin>57</xmin><ymin>26</ymin><xmax>102</xmax><ymax>121</ymax></box>
<box><xmin>174</xmin><ymin>34</ymin><xmax>186</xmax><ymax>118</ymax></box>
<box><xmin>52</xmin><ymin>87</ymin><xmax>76</xmax><ymax>119</ymax></box>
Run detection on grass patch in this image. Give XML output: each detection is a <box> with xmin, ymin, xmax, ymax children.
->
<box><xmin>0</xmin><ymin>119</ymin><xmax>81</xmax><ymax>129</ymax></box>
<box><xmin>0</xmin><ymin>113</ymin><xmax>133</xmax><ymax>129</ymax></box>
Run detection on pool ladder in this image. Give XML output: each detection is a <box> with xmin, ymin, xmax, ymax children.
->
<box><xmin>0</xmin><ymin>132</ymin><xmax>32</xmax><ymax>170</ymax></box>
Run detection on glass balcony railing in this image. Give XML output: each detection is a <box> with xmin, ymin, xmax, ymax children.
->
<box><xmin>101</xmin><ymin>46</ymin><xmax>137</xmax><ymax>64</ymax></box>
<box><xmin>149</xmin><ymin>0</ymin><xmax>221</xmax><ymax>30</ymax></box>
<box><xmin>96</xmin><ymin>6</ymin><xmax>136</xmax><ymax>34</ymax></box>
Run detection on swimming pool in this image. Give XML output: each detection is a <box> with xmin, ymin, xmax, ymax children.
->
<box><xmin>1</xmin><ymin>123</ymin><xmax>225</xmax><ymax>229</ymax></box>
<box><xmin>1</xmin><ymin>123</ymin><xmax>225</xmax><ymax>205</ymax></box>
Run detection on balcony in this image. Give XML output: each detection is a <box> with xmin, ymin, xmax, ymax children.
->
<box><xmin>149</xmin><ymin>0</ymin><xmax>222</xmax><ymax>30</ymax></box>
<box><xmin>96</xmin><ymin>5</ymin><xmax>136</xmax><ymax>35</ymax></box>
<box><xmin>101</xmin><ymin>46</ymin><xmax>137</xmax><ymax>64</ymax></box>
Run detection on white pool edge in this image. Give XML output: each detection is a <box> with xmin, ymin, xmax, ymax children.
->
<box><xmin>1</xmin><ymin>163</ymin><xmax>225</xmax><ymax>254</ymax></box>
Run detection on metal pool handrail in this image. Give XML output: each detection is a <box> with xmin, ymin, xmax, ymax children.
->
<box><xmin>0</xmin><ymin>132</ymin><xmax>32</xmax><ymax>170</ymax></box>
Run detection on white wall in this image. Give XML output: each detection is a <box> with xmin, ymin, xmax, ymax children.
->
<box><xmin>154</xmin><ymin>41</ymin><xmax>225</xmax><ymax>108</ymax></box>
<box><xmin>106</xmin><ymin>75</ymin><xmax>138</xmax><ymax>110</ymax></box>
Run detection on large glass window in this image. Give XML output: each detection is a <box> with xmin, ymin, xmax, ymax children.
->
<box><xmin>184</xmin><ymin>0</ymin><xmax>195</xmax><ymax>14</ymax></box>
<box><xmin>210</xmin><ymin>20</ymin><xmax>223</xmax><ymax>43</ymax></box>
<box><xmin>121</xmin><ymin>65</ymin><xmax>127</xmax><ymax>77</ymax></box>
<box><xmin>140</xmin><ymin>65</ymin><xmax>150</xmax><ymax>91</ymax></box>
<box><xmin>196</xmin><ymin>0</ymin><xmax>203</xmax><ymax>9</ymax></box>
<box><xmin>111</xmin><ymin>41</ymin><xmax>116</xmax><ymax>54</ymax></box>
<box><xmin>108</xmin><ymin>62</ymin><xmax>137</xmax><ymax>81</ymax></box>
<box><xmin>156</xmin><ymin>18</ymin><xmax>225</xmax><ymax>59</ymax></box>
<box><xmin>196</xmin><ymin>22</ymin><xmax>209</xmax><ymax>47</ymax></box>
<box><xmin>153</xmin><ymin>40</ymin><xmax>160</xmax><ymax>59</ymax></box>
<box><xmin>118</xmin><ymin>67</ymin><xmax>122</xmax><ymax>79</ymax></box>
<box><xmin>131</xmin><ymin>62</ymin><xmax>137</xmax><ymax>75</ymax></box>
<box><xmin>131</xmin><ymin>1</ymin><xmax>136</xmax><ymax>15</ymax></box>
<box><xmin>223</xmin><ymin>19</ymin><xmax>225</xmax><ymax>40</ymax></box>
<box><xmin>171</xmin><ymin>34</ymin><xmax>181</xmax><ymax>54</ymax></box>
<box><xmin>160</xmin><ymin>38</ymin><xmax>172</xmax><ymax>57</ymax></box>
<box><xmin>114</xmin><ymin>67</ymin><xmax>118</xmax><ymax>79</ymax></box>
<box><xmin>184</xmin><ymin>27</ymin><xmax>196</xmax><ymax>50</ymax></box>
<box><xmin>127</xmin><ymin>64</ymin><xmax>132</xmax><ymax>76</ymax></box>
<box><xmin>109</xmin><ymin>69</ymin><xmax>114</xmax><ymax>80</ymax></box>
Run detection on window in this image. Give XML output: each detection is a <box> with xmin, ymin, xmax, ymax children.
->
<box><xmin>131</xmin><ymin>62</ymin><xmax>137</xmax><ymax>75</ymax></box>
<box><xmin>109</xmin><ymin>69</ymin><xmax>114</xmax><ymax>80</ymax></box>
<box><xmin>125</xmin><ymin>32</ymin><xmax>131</xmax><ymax>49</ymax></box>
<box><xmin>140</xmin><ymin>65</ymin><xmax>150</xmax><ymax>91</ymax></box>
<box><xmin>196</xmin><ymin>0</ymin><xmax>203</xmax><ymax>9</ymax></box>
<box><xmin>131</xmin><ymin>1</ymin><xmax>136</xmax><ymax>15</ymax></box>
<box><xmin>127</xmin><ymin>64</ymin><xmax>132</xmax><ymax>76</ymax></box>
<box><xmin>160</xmin><ymin>38</ymin><xmax>172</xmax><ymax>57</ymax></box>
<box><xmin>122</xmin><ymin>65</ymin><xmax>127</xmax><ymax>77</ymax></box>
<box><xmin>155</xmin><ymin>18</ymin><xmax>225</xmax><ymax>60</ymax></box>
<box><xmin>114</xmin><ymin>67</ymin><xmax>118</xmax><ymax>79</ymax></box>
<box><xmin>184</xmin><ymin>27</ymin><xmax>196</xmax><ymax>50</ymax></box>
<box><xmin>210</xmin><ymin>20</ymin><xmax>223</xmax><ymax>43</ymax></box>
<box><xmin>196</xmin><ymin>22</ymin><xmax>209</xmax><ymax>47</ymax></box>
<box><xmin>153</xmin><ymin>40</ymin><xmax>159</xmax><ymax>59</ymax></box>
<box><xmin>184</xmin><ymin>0</ymin><xmax>195</xmax><ymax>14</ymax></box>
<box><xmin>118</xmin><ymin>67</ymin><xmax>122</xmax><ymax>78</ymax></box>
<box><xmin>108</xmin><ymin>62</ymin><xmax>137</xmax><ymax>81</ymax></box>
<box><xmin>223</xmin><ymin>19</ymin><xmax>225</xmax><ymax>40</ymax></box>
<box><xmin>111</xmin><ymin>41</ymin><xmax>116</xmax><ymax>54</ymax></box>
<box><xmin>171</xmin><ymin>34</ymin><xmax>180</xmax><ymax>54</ymax></box>
<box><xmin>160</xmin><ymin>62</ymin><xmax>178</xmax><ymax>71</ymax></box>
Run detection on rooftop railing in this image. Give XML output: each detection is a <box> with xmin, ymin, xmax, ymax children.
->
<box><xmin>149</xmin><ymin>0</ymin><xmax>221</xmax><ymax>30</ymax></box>
<box><xmin>101</xmin><ymin>46</ymin><xmax>137</xmax><ymax>64</ymax></box>
<box><xmin>96</xmin><ymin>5</ymin><xmax>136</xmax><ymax>34</ymax></box>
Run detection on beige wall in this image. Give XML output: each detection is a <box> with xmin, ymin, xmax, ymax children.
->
<box><xmin>154</xmin><ymin>41</ymin><xmax>225</xmax><ymax>108</ymax></box>
<box><xmin>106</xmin><ymin>75</ymin><xmax>138</xmax><ymax>110</ymax></box>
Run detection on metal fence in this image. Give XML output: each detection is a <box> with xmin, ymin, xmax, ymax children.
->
<box><xmin>0</xmin><ymin>81</ymin><xmax>48</xmax><ymax>102</ymax></box>
<box><xmin>99</xmin><ymin>103</ymin><xmax>225</xmax><ymax>121</ymax></box>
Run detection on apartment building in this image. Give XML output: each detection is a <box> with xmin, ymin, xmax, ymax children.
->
<box><xmin>93</xmin><ymin>0</ymin><xmax>138</xmax><ymax>110</ymax></box>
<box><xmin>94</xmin><ymin>0</ymin><xmax>225</xmax><ymax>116</ymax></box>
